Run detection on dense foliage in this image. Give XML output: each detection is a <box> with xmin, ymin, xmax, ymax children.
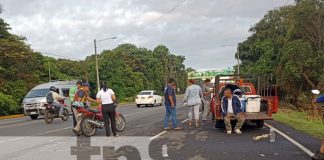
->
<box><xmin>0</xmin><ymin>7</ymin><xmax>187</xmax><ymax>115</ymax></box>
<box><xmin>86</xmin><ymin>44</ymin><xmax>188</xmax><ymax>100</ymax></box>
<box><xmin>238</xmin><ymin>0</ymin><xmax>324</xmax><ymax>105</ymax></box>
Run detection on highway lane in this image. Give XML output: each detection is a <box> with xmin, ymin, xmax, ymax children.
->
<box><xmin>0</xmin><ymin>98</ymin><xmax>320</xmax><ymax>160</ymax></box>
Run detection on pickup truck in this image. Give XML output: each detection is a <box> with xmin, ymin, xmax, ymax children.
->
<box><xmin>210</xmin><ymin>75</ymin><xmax>279</xmax><ymax>128</ymax></box>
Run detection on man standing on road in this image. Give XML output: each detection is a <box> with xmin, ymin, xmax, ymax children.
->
<box><xmin>312</xmin><ymin>94</ymin><xmax>324</xmax><ymax>160</ymax></box>
<box><xmin>69</xmin><ymin>81</ymin><xmax>82</xmax><ymax>127</ymax></box>
<box><xmin>164</xmin><ymin>78</ymin><xmax>182</xmax><ymax>130</ymax></box>
<box><xmin>221</xmin><ymin>88</ymin><xmax>245</xmax><ymax>135</ymax></box>
<box><xmin>72</xmin><ymin>83</ymin><xmax>97</xmax><ymax>136</ymax></box>
<box><xmin>202</xmin><ymin>79</ymin><xmax>213</xmax><ymax>121</ymax></box>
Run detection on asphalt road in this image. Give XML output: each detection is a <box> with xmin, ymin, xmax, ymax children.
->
<box><xmin>0</xmin><ymin>97</ymin><xmax>320</xmax><ymax>160</ymax></box>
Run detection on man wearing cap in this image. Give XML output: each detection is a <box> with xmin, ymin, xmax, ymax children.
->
<box><xmin>72</xmin><ymin>82</ymin><xmax>97</xmax><ymax>136</ymax></box>
<box><xmin>69</xmin><ymin>81</ymin><xmax>82</xmax><ymax>127</ymax></box>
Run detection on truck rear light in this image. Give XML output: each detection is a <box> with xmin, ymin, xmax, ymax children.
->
<box><xmin>148</xmin><ymin>96</ymin><xmax>153</xmax><ymax>99</ymax></box>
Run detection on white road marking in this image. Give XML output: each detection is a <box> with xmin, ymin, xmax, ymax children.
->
<box><xmin>162</xmin><ymin>144</ymin><xmax>169</xmax><ymax>157</ymax></box>
<box><xmin>265</xmin><ymin>123</ymin><xmax>315</xmax><ymax>157</ymax></box>
<box><xmin>150</xmin><ymin>131</ymin><xmax>167</xmax><ymax>140</ymax></box>
<box><xmin>0</xmin><ymin>127</ymin><xmax>72</xmax><ymax>144</ymax></box>
<box><xmin>0</xmin><ymin>119</ymin><xmax>28</xmax><ymax>124</ymax></box>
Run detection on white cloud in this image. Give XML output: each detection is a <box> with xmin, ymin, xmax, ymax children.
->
<box><xmin>0</xmin><ymin>0</ymin><xmax>292</xmax><ymax>69</ymax></box>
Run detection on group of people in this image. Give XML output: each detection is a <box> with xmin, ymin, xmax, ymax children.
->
<box><xmin>163</xmin><ymin>78</ymin><xmax>245</xmax><ymax>134</ymax></box>
<box><xmin>47</xmin><ymin>81</ymin><xmax>118</xmax><ymax>137</ymax></box>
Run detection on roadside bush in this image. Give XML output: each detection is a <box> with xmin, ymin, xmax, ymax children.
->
<box><xmin>0</xmin><ymin>92</ymin><xmax>20</xmax><ymax>116</ymax></box>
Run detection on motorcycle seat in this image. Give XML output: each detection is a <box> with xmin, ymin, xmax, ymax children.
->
<box><xmin>86</xmin><ymin>108</ymin><xmax>100</xmax><ymax>113</ymax></box>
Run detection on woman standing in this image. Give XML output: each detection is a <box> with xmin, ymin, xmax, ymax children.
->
<box><xmin>184</xmin><ymin>79</ymin><xmax>203</xmax><ymax>127</ymax></box>
<box><xmin>96</xmin><ymin>82</ymin><xmax>117</xmax><ymax>137</ymax></box>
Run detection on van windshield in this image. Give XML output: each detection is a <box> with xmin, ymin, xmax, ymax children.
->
<box><xmin>25</xmin><ymin>89</ymin><xmax>50</xmax><ymax>98</ymax></box>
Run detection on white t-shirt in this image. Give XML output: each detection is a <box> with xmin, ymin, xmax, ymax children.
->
<box><xmin>96</xmin><ymin>89</ymin><xmax>115</xmax><ymax>104</ymax></box>
<box><xmin>227</xmin><ymin>97</ymin><xmax>233</xmax><ymax>113</ymax></box>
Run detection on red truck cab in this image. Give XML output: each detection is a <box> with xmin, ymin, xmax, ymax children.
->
<box><xmin>210</xmin><ymin>75</ymin><xmax>279</xmax><ymax>128</ymax></box>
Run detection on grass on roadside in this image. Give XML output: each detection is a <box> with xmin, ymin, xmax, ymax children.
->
<box><xmin>273</xmin><ymin>110</ymin><xmax>324</xmax><ymax>138</ymax></box>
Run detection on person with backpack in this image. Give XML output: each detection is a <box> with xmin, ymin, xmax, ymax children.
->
<box><xmin>96</xmin><ymin>82</ymin><xmax>118</xmax><ymax>137</ymax></box>
<box><xmin>47</xmin><ymin>86</ymin><xmax>65</xmax><ymax>117</ymax></box>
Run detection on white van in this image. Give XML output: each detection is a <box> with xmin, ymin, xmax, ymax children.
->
<box><xmin>22</xmin><ymin>80</ymin><xmax>76</xmax><ymax>119</ymax></box>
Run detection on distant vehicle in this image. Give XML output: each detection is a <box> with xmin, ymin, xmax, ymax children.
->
<box><xmin>135</xmin><ymin>90</ymin><xmax>163</xmax><ymax>107</ymax></box>
<box><xmin>22</xmin><ymin>80</ymin><xmax>75</xmax><ymax>120</ymax></box>
<box><xmin>211</xmin><ymin>75</ymin><xmax>279</xmax><ymax>128</ymax></box>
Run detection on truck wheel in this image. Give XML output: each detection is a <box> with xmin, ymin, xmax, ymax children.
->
<box><xmin>30</xmin><ymin>115</ymin><xmax>38</xmax><ymax>120</ymax></box>
<box><xmin>137</xmin><ymin>104</ymin><xmax>141</xmax><ymax>108</ymax></box>
<box><xmin>256</xmin><ymin>120</ymin><xmax>264</xmax><ymax>128</ymax></box>
<box><xmin>215</xmin><ymin>120</ymin><xmax>224</xmax><ymax>128</ymax></box>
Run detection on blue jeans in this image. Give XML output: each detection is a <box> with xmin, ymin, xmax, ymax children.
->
<box><xmin>164</xmin><ymin>104</ymin><xmax>177</xmax><ymax>128</ymax></box>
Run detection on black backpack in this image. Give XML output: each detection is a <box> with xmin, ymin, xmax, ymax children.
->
<box><xmin>46</xmin><ymin>92</ymin><xmax>54</xmax><ymax>104</ymax></box>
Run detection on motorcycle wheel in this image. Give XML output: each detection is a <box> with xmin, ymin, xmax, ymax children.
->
<box><xmin>61</xmin><ymin>108</ymin><xmax>69</xmax><ymax>121</ymax></box>
<box><xmin>116</xmin><ymin>114</ymin><xmax>126</xmax><ymax>132</ymax></box>
<box><xmin>44</xmin><ymin>110</ymin><xmax>54</xmax><ymax>124</ymax></box>
<box><xmin>80</xmin><ymin>117</ymin><xmax>97</xmax><ymax>137</ymax></box>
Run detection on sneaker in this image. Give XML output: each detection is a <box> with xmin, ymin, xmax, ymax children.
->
<box><xmin>114</xmin><ymin>134</ymin><xmax>119</xmax><ymax>137</ymax></box>
<box><xmin>173</xmin><ymin>127</ymin><xmax>183</xmax><ymax>130</ymax></box>
<box><xmin>226</xmin><ymin>131</ymin><xmax>232</xmax><ymax>135</ymax></box>
<box><xmin>312</xmin><ymin>152</ymin><xmax>324</xmax><ymax>160</ymax></box>
<box><xmin>164</xmin><ymin>127</ymin><xmax>171</xmax><ymax>130</ymax></box>
<box><xmin>72</xmin><ymin>129</ymin><xmax>81</xmax><ymax>136</ymax></box>
<box><xmin>235</xmin><ymin>129</ymin><xmax>242</xmax><ymax>134</ymax></box>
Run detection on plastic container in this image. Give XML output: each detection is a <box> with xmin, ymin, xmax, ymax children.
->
<box><xmin>244</xmin><ymin>95</ymin><xmax>261</xmax><ymax>113</ymax></box>
<box><xmin>270</xmin><ymin>128</ymin><xmax>275</xmax><ymax>142</ymax></box>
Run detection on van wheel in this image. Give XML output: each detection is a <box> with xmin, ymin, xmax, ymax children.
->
<box><xmin>137</xmin><ymin>104</ymin><xmax>141</xmax><ymax>108</ymax></box>
<box><xmin>256</xmin><ymin>120</ymin><xmax>264</xmax><ymax>128</ymax></box>
<box><xmin>30</xmin><ymin>115</ymin><xmax>38</xmax><ymax>120</ymax></box>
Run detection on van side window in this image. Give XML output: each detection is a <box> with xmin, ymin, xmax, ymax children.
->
<box><xmin>61</xmin><ymin>88</ymin><xmax>70</xmax><ymax>97</ymax></box>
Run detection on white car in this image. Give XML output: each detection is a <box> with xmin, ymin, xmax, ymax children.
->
<box><xmin>135</xmin><ymin>90</ymin><xmax>163</xmax><ymax>107</ymax></box>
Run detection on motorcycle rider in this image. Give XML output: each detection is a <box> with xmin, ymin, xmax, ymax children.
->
<box><xmin>72</xmin><ymin>82</ymin><xmax>97</xmax><ymax>136</ymax></box>
<box><xmin>312</xmin><ymin>92</ymin><xmax>324</xmax><ymax>160</ymax></box>
<box><xmin>47</xmin><ymin>86</ymin><xmax>65</xmax><ymax>117</ymax></box>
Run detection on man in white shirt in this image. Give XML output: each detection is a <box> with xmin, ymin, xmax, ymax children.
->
<box><xmin>221</xmin><ymin>88</ymin><xmax>245</xmax><ymax>135</ymax></box>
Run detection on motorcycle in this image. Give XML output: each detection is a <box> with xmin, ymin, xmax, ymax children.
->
<box><xmin>77</xmin><ymin>104</ymin><xmax>126</xmax><ymax>137</ymax></box>
<box><xmin>44</xmin><ymin>100</ymin><xmax>69</xmax><ymax>124</ymax></box>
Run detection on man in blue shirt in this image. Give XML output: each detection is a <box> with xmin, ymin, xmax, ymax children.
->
<box><xmin>164</xmin><ymin>78</ymin><xmax>182</xmax><ymax>130</ymax></box>
<box><xmin>312</xmin><ymin>94</ymin><xmax>324</xmax><ymax>160</ymax></box>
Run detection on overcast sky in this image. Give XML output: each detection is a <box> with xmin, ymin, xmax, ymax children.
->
<box><xmin>0</xmin><ymin>0</ymin><xmax>292</xmax><ymax>70</ymax></box>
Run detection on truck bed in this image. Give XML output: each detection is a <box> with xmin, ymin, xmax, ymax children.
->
<box><xmin>215</xmin><ymin>112</ymin><xmax>273</xmax><ymax>120</ymax></box>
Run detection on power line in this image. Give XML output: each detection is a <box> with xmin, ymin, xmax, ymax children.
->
<box><xmin>284</xmin><ymin>0</ymin><xmax>290</xmax><ymax>6</ymax></box>
<box><xmin>42</xmin><ymin>53</ymin><xmax>82</xmax><ymax>61</ymax></box>
<box><xmin>114</xmin><ymin>0</ymin><xmax>188</xmax><ymax>44</ymax></box>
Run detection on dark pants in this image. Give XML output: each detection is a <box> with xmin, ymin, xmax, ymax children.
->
<box><xmin>71</xmin><ymin>105</ymin><xmax>77</xmax><ymax>127</ymax></box>
<box><xmin>102</xmin><ymin>103</ymin><xmax>117</xmax><ymax>136</ymax></box>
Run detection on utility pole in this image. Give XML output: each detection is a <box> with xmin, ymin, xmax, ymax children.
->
<box><xmin>48</xmin><ymin>62</ymin><xmax>51</xmax><ymax>82</ymax></box>
<box><xmin>93</xmin><ymin>36</ymin><xmax>117</xmax><ymax>91</ymax></box>
<box><xmin>94</xmin><ymin>39</ymin><xmax>100</xmax><ymax>91</ymax></box>
<box><xmin>237</xmin><ymin>44</ymin><xmax>240</xmax><ymax>76</ymax></box>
